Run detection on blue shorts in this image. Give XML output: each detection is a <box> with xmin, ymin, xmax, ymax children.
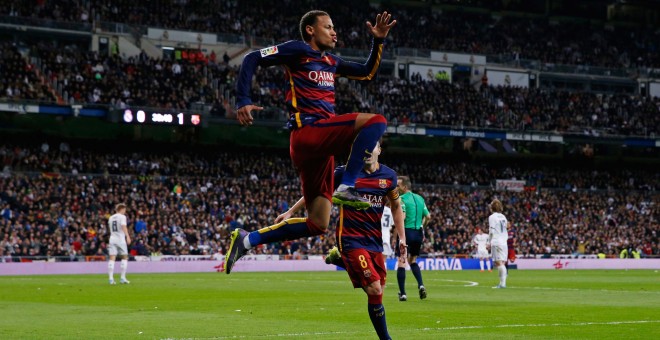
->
<box><xmin>396</xmin><ymin>228</ymin><xmax>423</xmax><ymax>257</ymax></box>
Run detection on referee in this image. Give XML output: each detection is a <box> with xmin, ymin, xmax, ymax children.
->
<box><xmin>395</xmin><ymin>176</ymin><xmax>430</xmax><ymax>301</ymax></box>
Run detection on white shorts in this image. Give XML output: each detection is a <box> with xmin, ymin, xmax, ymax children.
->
<box><xmin>491</xmin><ymin>243</ymin><xmax>508</xmax><ymax>262</ymax></box>
<box><xmin>108</xmin><ymin>240</ymin><xmax>128</xmax><ymax>256</ymax></box>
<box><xmin>382</xmin><ymin>242</ymin><xmax>393</xmax><ymax>257</ymax></box>
<box><xmin>476</xmin><ymin>247</ymin><xmax>489</xmax><ymax>259</ymax></box>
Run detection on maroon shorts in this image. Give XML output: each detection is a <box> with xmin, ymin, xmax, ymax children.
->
<box><xmin>508</xmin><ymin>248</ymin><xmax>516</xmax><ymax>262</ymax></box>
<box><xmin>289</xmin><ymin>113</ymin><xmax>359</xmax><ymax>204</ymax></box>
<box><xmin>341</xmin><ymin>248</ymin><xmax>387</xmax><ymax>289</ymax></box>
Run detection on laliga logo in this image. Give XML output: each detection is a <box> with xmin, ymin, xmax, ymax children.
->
<box><xmin>308</xmin><ymin>70</ymin><xmax>334</xmax><ymax>87</ymax></box>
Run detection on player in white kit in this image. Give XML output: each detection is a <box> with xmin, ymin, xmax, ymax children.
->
<box><xmin>488</xmin><ymin>199</ymin><xmax>508</xmax><ymax>288</ymax></box>
<box><xmin>108</xmin><ymin>203</ymin><xmax>131</xmax><ymax>284</ymax></box>
<box><xmin>472</xmin><ymin>227</ymin><xmax>491</xmax><ymax>272</ymax></box>
<box><xmin>381</xmin><ymin>204</ymin><xmax>394</xmax><ymax>268</ymax></box>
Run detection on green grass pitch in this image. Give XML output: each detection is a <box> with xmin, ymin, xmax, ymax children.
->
<box><xmin>0</xmin><ymin>270</ymin><xmax>658</xmax><ymax>339</ymax></box>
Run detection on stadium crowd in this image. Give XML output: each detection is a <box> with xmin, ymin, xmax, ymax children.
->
<box><xmin>355</xmin><ymin>76</ymin><xmax>659</xmax><ymax>136</ymax></box>
<box><xmin>1</xmin><ymin>0</ymin><xmax>658</xmax><ymax>69</ymax></box>
<box><xmin>0</xmin><ymin>142</ymin><xmax>657</xmax><ymax>262</ymax></box>
<box><xmin>6</xmin><ymin>40</ymin><xmax>657</xmax><ymax>136</ymax></box>
<box><xmin>0</xmin><ymin>42</ymin><xmax>56</xmax><ymax>103</ymax></box>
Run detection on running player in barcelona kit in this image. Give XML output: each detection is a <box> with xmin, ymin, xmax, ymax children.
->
<box><xmin>277</xmin><ymin>142</ymin><xmax>407</xmax><ymax>340</ymax></box>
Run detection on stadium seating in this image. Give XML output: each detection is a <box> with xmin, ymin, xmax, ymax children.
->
<box><xmin>0</xmin><ymin>142</ymin><xmax>656</xmax><ymax>261</ymax></box>
<box><xmin>1</xmin><ymin>0</ymin><xmax>657</xmax><ymax>68</ymax></box>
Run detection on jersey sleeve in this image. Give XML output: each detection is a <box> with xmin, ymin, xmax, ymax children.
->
<box><xmin>421</xmin><ymin>196</ymin><xmax>430</xmax><ymax>217</ymax></box>
<box><xmin>120</xmin><ymin>215</ymin><xmax>127</xmax><ymax>227</ymax></box>
<box><xmin>335</xmin><ymin>37</ymin><xmax>384</xmax><ymax>81</ymax></box>
<box><xmin>386</xmin><ymin>172</ymin><xmax>399</xmax><ymax>201</ymax></box>
<box><xmin>235</xmin><ymin>40</ymin><xmax>305</xmax><ymax>109</ymax></box>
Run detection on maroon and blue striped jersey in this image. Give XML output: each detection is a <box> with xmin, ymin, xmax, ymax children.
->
<box><xmin>235</xmin><ymin>38</ymin><xmax>384</xmax><ymax>129</ymax></box>
<box><xmin>507</xmin><ymin>229</ymin><xmax>515</xmax><ymax>248</ymax></box>
<box><xmin>334</xmin><ymin>164</ymin><xmax>399</xmax><ymax>253</ymax></box>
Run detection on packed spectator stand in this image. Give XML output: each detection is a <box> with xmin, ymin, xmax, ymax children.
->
<box><xmin>1</xmin><ymin>0</ymin><xmax>658</xmax><ymax>68</ymax></box>
<box><xmin>1</xmin><ymin>0</ymin><xmax>658</xmax><ymax>136</ymax></box>
<box><xmin>0</xmin><ymin>1</ymin><xmax>658</xmax><ymax>263</ymax></box>
<box><xmin>0</xmin><ymin>142</ymin><xmax>657</xmax><ymax>263</ymax></box>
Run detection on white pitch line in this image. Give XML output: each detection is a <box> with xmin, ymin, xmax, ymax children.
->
<box><xmin>426</xmin><ymin>279</ymin><xmax>479</xmax><ymax>287</ymax></box>
<box><xmin>416</xmin><ymin>320</ymin><xmax>660</xmax><ymax>331</ymax></box>
<box><xmin>506</xmin><ymin>286</ymin><xmax>660</xmax><ymax>294</ymax></box>
<box><xmin>208</xmin><ymin>320</ymin><xmax>660</xmax><ymax>339</ymax></box>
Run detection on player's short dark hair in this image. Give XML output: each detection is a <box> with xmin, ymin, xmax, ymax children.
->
<box><xmin>490</xmin><ymin>199</ymin><xmax>503</xmax><ymax>213</ymax></box>
<box><xmin>300</xmin><ymin>10</ymin><xmax>329</xmax><ymax>42</ymax></box>
<box><xmin>116</xmin><ymin>203</ymin><xmax>126</xmax><ymax>212</ymax></box>
<box><xmin>398</xmin><ymin>175</ymin><xmax>412</xmax><ymax>189</ymax></box>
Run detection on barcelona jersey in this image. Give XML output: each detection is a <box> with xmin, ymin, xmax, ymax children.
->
<box><xmin>507</xmin><ymin>229</ymin><xmax>515</xmax><ymax>248</ymax></box>
<box><xmin>235</xmin><ymin>38</ymin><xmax>384</xmax><ymax>129</ymax></box>
<box><xmin>334</xmin><ymin>165</ymin><xmax>399</xmax><ymax>253</ymax></box>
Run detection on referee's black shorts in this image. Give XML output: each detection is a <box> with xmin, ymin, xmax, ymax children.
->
<box><xmin>396</xmin><ymin>228</ymin><xmax>423</xmax><ymax>257</ymax></box>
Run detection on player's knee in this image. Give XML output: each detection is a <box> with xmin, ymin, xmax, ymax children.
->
<box><xmin>365</xmin><ymin>285</ymin><xmax>382</xmax><ymax>296</ymax></box>
<box><xmin>366</xmin><ymin>283</ymin><xmax>383</xmax><ymax>303</ymax></box>
<box><xmin>363</xmin><ymin>113</ymin><xmax>387</xmax><ymax>127</ymax></box>
<box><xmin>305</xmin><ymin>218</ymin><xmax>327</xmax><ymax>236</ymax></box>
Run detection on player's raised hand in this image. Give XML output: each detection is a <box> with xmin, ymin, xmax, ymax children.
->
<box><xmin>366</xmin><ymin>11</ymin><xmax>397</xmax><ymax>39</ymax></box>
<box><xmin>237</xmin><ymin>104</ymin><xmax>263</xmax><ymax>126</ymax></box>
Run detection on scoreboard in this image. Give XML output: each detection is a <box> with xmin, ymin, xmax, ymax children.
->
<box><xmin>121</xmin><ymin>109</ymin><xmax>202</xmax><ymax>126</ymax></box>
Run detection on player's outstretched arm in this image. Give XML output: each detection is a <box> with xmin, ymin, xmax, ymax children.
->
<box><xmin>274</xmin><ymin>196</ymin><xmax>306</xmax><ymax>223</ymax></box>
<box><xmin>366</xmin><ymin>11</ymin><xmax>397</xmax><ymax>39</ymax></box>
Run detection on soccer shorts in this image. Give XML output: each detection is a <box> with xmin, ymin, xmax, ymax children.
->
<box><xmin>476</xmin><ymin>247</ymin><xmax>489</xmax><ymax>259</ymax></box>
<box><xmin>289</xmin><ymin>113</ymin><xmax>359</xmax><ymax>203</ymax></box>
<box><xmin>396</xmin><ymin>228</ymin><xmax>423</xmax><ymax>257</ymax></box>
<box><xmin>491</xmin><ymin>243</ymin><xmax>508</xmax><ymax>262</ymax></box>
<box><xmin>108</xmin><ymin>240</ymin><xmax>128</xmax><ymax>256</ymax></box>
<box><xmin>508</xmin><ymin>248</ymin><xmax>516</xmax><ymax>263</ymax></box>
<box><xmin>341</xmin><ymin>248</ymin><xmax>387</xmax><ymax>289</ymax></box>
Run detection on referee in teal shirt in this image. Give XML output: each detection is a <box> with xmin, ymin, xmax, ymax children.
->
<box><xmin>395</xmin><ymin>176</ymin><xmax>430</xmax><ymax>301</ymax></box>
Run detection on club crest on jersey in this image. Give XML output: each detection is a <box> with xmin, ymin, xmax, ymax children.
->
<box><xmin>363</xmin><ymin>269</ymin><xmax>372</xmax><ymax>278</ymax></box>
<box><xmin>260</xmin><ymin>46</ymin><xmax>278</xmax><ymax>57</ymax></box>
<box><xmin>379</xmin><ymin>179</ymin><xmax>388</xmax><ymax>188</ymax></box>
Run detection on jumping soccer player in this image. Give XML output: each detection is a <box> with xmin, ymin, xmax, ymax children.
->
<box><xmin>278</xmin><ymin>142</ymin><xmax>406</xmax><ymax>340</ymax></box>
<box><xmin>225</xmin><ymin>10</ymin><xmax>396</xmax><ymax>274</ymax></box>
<box><xmin>488</xmin><ymin>199</ymin><xmax>509</xmax><ymax>288</ymax></box>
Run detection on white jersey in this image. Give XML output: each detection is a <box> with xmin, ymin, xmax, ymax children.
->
<box><xmin>109</xmin><ymin>213</ymin><xmax>128</xmax><ymax>244</ymax></box>
<box><xmin>381</xmin><ymin>206</ymin><xmax>393</xmax><ymax>256</ymax></box>
<box><xmin>473</xmin><ymin>233</ymin><xmax>489</xmax><ymax>250</ymax></box>
<box><xmin>488</xmin><ymin>212</ymin><xmax>508</xmax><ymax>246</ymax></box>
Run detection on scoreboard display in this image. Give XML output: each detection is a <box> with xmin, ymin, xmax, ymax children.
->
<box><xmin>121</xmin><ymin>109</ymin><xmax>202</xmax><ymax>126</ymax></box>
